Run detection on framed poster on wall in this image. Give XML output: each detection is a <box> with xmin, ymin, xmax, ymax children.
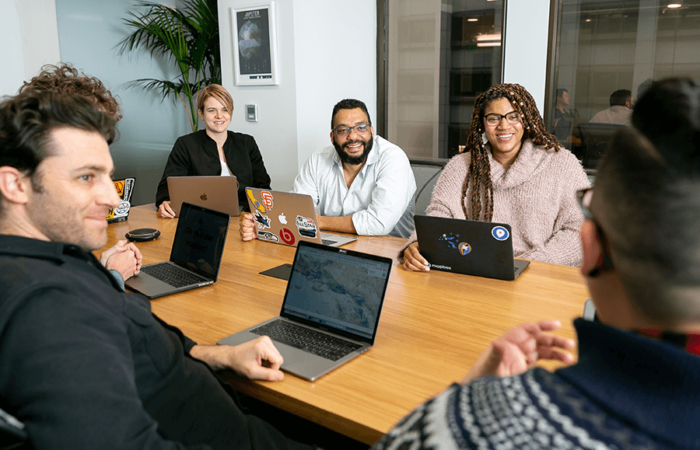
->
<box><xmin>231</xmin><ymin>1</ymin><xmax>279</xmax><ymax>85</ymax></box>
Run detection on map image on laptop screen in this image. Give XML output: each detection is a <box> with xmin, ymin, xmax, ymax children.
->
<box><xmin>284</xmin><ymin>246</ymin><xmax>388</xmax><ymax>339</ymax></box>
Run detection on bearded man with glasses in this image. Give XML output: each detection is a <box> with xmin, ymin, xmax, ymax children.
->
<box><xmin>240</xmin><ymin>99</ymin><xmax>416</xmax><ymax>240</ymax></box>
<box><xmin>373</xmin><ymin>77</ymin><xmax>700</xmax><ymax>449</ymax></box>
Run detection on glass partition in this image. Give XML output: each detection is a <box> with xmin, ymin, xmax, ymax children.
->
<box><xmin>386</xmin><ymin>0</ymin><xmax>506</xmax><ymax>159</ymax></box>
<box><xmin>548</xmin><ymin>0</ymin><xmax>700</xmax><ymax>169</ymax></box>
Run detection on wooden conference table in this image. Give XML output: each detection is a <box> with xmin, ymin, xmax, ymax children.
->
<box><xmin>102</xmin><ymin>205</ymin><xmax>590</xmax><ymax>445</ymax></box>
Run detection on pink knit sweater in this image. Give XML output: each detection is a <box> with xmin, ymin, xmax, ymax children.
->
<box><xmin>405</xmin><ymin>140</ymin><xmax>590</xmax><ymax>266</ymax></box>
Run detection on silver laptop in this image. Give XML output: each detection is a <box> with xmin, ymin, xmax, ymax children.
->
<box><xmin>218</xmin><ymin>240</ymin><xmax>392</xmax><ymax>381</ymax></box>
<box><xmin>168</xmin><ymin>176</ymin><xmax>240</xmax><ymax>217</ymax></box>
<box><xmin>415</xmin><ymin>215</ymin><xmax>530</xmax><ymax>281</ymax></box>
<box><xmin>125</xmin><ymin>202</ymin><xmax>230</xmax><ymax>298</ymax></box>
<box><xmin>245</xmin><ymin>188</ymin><xmax>356</xmax><ymax>247</ymax></box>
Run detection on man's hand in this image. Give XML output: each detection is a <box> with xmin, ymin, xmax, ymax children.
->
<box><xmin>190</xmin><ymin>337</ymin><xmax>284</xmax><ymax>381</ymax></box>
<box><xmin>461</xmin><ymin>320</ymin><xmax>575</xmax><ymax>384</ymax></box>
<box><xmin>403</xmin><ymin>242</ymin><xmax>430</xmax><ymax>272</ymax></box>
<box><xmin>158</xmin><ymin>201</ymin><xmax>176</xmax><ymax>219</ymax></box>
<box><xmin>239</xmin><ymin>212</ymin><xmax>257</xmax><ymax>241</ymax></box>
<box><xmin>100</xmin><ymin>239</ymin><xmax>143</xmax><ymax>281</ymax></box>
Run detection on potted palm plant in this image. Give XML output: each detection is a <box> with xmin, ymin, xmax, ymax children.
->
<box><xmin>118</xmin><ymin>0</ymin><xmax>221</xmax><ymax>132</ymax></box>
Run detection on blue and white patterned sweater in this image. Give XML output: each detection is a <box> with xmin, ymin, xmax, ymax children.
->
<box><xmin>373</xmin><ymin>319</ymin><xmax>700</xmax><ymax>449</ymax></box>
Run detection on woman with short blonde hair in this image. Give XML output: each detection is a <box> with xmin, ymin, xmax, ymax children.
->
<box><xmin>156</xmin><ymin>84</ymin><xmax>271</xmax><ymax>218</ymax></box>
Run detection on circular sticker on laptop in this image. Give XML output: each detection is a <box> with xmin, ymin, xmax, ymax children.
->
<box><xmin>491</xmin><ymin>226</ymin><xmax>509</xmax><ymax>241</ymax></box>
<box><xmin>458</xmin><ymin>242</ymin><xmax>471</xmax><ymax>255</ymax></box>
<box><xmin>280</xmin><ymin>228</ymin><xmax>295</xmax><ymax>245</ymax></box>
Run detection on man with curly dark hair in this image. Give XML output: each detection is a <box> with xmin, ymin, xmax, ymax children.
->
<box><xmin>20</xmin><ymin>63</ymin><xmax>122</xmax><ymax>122</ymax></box>
<box><xmin>0</xmin><ymin>90</ymin><xmax>313</xmax><ymax>450</ymax></box>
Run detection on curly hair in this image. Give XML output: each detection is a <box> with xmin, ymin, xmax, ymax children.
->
<box><xmin>19</xmin><ymin>63</ymin><xmax>122</xmax><ymax>122</ymax></box>
<box><xmin>460</xmin><ymin>83</ymin><xmax>561</xmax><ymax>221</ymax></box>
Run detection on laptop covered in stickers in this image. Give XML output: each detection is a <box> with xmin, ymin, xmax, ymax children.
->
<box><xmin>414</xmin><ymin>215</ymin><xmax>530</xmax><ymax>281</ymax></box>
<box><xmin>245</xmin><ymin>188</ymin><xmax>356</xmax><ymax>247</ymax></box>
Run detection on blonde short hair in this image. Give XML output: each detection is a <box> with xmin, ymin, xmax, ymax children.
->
<box><xmin>197</xmin><ymin>84</ymin><xmax>233</xmax><ymax>114</ymax></box>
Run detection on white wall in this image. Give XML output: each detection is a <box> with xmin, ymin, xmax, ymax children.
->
<box><xmin>292</xmin><ymin>0</ymin><xmax>377</xmax><ymax>171</ymax></box>
<box><xmin>503</xmin><ymin>0</ymin><xmax>551</xmax><ymax>114</ymax></box>
<box><xmin>219</xmin><ymin>0</ymin><xmax>300</xmax><ymax>192</ymax></box>
<box><xmin>0</xmin><ymin>0</ymin><xmax>61</xmax><ymax>97</ymax></box>
<box><xmin>218</xmin><ymin>0</ymin><xmax>377</xmax><ymax>191</ymax></box>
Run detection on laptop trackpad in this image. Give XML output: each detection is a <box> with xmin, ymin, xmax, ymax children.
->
<box><xmin>274</xmin><ymin>341</ymin><xmax>335</xmax><ymax>379</ymax></box>
<box><xmin>125</xmin><ymin>272</ymin><xmax>176</xmax><ymax>297</ymax></box>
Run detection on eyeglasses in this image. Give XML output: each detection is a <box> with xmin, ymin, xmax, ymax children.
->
<box><xmin>332</xmin><ymin>123</ymin><xmax>371</xmax><ymax>137</ymax></box>
<box><xmin>576</xmin><ymin>188</ymin><xmax>614</xmax><ymax>276</ymax></box>
<box><xmin>576</xmin><ymin>188</ymin><xmax>595</xmax><ymax>221</ymax></box>
<box><xmin>484</xmin><ymin>111</ymin><xmax>521</xmax><ymax>127</ymax></box>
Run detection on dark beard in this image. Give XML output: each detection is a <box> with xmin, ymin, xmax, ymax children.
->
<box><xmin>333</xmin><ymin>134</ymin><xmax>374</xmax><ymax>165</ymax></box>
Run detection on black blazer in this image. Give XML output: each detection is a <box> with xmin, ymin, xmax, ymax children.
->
<box><xmin>155</xmin><ymin>130</ymin><xmax>272</xmax><ymax>210</ymax></box>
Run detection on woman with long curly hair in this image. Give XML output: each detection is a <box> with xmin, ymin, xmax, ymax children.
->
<box><xmin>403</xmin><ymin>83</ymin><xmax>589</xmax><ymax>270</ymax></box>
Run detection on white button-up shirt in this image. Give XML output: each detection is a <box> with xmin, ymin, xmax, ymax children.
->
<box><xmin>589</xmin><ymin>105</ymin><xmax>632</xmax><ymax>125</ymax></box>
<box><xmin>292</xmin><ymin>135</ymin><xmax>416</xmax><ymax>238</ymax></box>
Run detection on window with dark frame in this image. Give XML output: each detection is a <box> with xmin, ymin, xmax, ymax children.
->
<box><xmin>378</xmin><ymin>0</ymin><xmax>506</xmax><ymax>160</ymax></box>
<box><xmin>546</xmin><ymin>0</ymin><xmax>700</xmax><ymax>171</ymax></box>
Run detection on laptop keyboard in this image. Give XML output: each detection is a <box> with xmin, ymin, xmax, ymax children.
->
<box><xmin>251</xmin><ymin>320</ymin><xmax>362</xmax><ymax>361</ymax></box>
<box><xmin>321</xmin><ymin>239</ymin><xmax>337</xmax><ymax>246</ymax></box>
<box><xmin>140</xmin><ymin>263</ymin><xmax>208</xmax><ymax>288</ymax></box>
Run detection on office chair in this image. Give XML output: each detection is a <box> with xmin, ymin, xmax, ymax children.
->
<box><xmin>577</xmin><ymin>123</ymin><xmax>625</xmax><ymax>169</ymax></box>
<box><xmin>410</xmin><ymin>159</ymin><xmax>445</xmax><ymax>216</ymax></box>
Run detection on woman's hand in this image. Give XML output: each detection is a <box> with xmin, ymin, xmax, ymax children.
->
<box><xmin>158</xmin><ymin>201</ymin><xmax>176</xmax><ymax>219</ymax></box>
<box><xmin>403</xmin><ymin>242</ymin><xmax>430</xmax><ymax>272</ymax></box>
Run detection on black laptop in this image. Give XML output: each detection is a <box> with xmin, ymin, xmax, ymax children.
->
<box><xmin>125</xmin><ymin>202</ymin><xmax>230</xmax><ymax>298</ymax></box>
<box><xmin>218</xmin><ymin>240</ymin><xmax>392</xmax><ymax>381</ymax></box>
<box><xmin>415</xmin><ymin>215</ymin><xmax>529</xmax><ymax>281</ymax></box>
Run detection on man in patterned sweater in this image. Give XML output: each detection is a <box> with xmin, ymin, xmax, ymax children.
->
<box><xmin>373</xmin><ymin>78</ymin><xmax>700</xmax><ymax>450</ymax></box>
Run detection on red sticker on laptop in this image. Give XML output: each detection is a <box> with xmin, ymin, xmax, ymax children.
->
<box><xmin>261</xmin><ymin>191</ymin><xmax>274</xmax><ymax>211</ymax></box>
<box><xmin>280</xmin><ymin>228</ymin><xmax>295</xmax><ymax>245</ymax></box>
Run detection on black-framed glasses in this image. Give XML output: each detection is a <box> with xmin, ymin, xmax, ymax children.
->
<box><xmin>484</xmin><ymin>111</ymin><xmax>521</xmax><ymax>126</ymax></box>
<box><xmin>576</xmin><ymin>188</ymin><xmax>614</xmax><ymax>276</ymax></box>
<box><xmin>332</xmin><ymin>123</ymin><xmax>371</xmax><ymax>137</ymax></box>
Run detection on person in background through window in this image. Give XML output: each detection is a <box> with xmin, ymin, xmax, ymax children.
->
<box><xmin>553</xmin><ymin>88</ymin><xmax>579</xmax><ymax>149</ymax></box>
<box><xmin>589</xmin><ymin>89</ymin><xmax>633</xmax><ymax>126</ymax></box>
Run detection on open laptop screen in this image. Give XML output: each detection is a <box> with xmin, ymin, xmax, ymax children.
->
<box><xmin>170</xmin><ymin>203</ymin><xmax>230</xmax><ymax>280</ymax></box>
<box><xmin>282</xmin><ymin>243</ymin><xmax>391</xmax><ymax>340</ymax></box>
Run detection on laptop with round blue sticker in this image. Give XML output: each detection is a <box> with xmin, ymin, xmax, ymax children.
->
<box><xmin>414</xmin><ymin>215</ymin><xmax>530</xmax><ymax>281</ymax></box>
